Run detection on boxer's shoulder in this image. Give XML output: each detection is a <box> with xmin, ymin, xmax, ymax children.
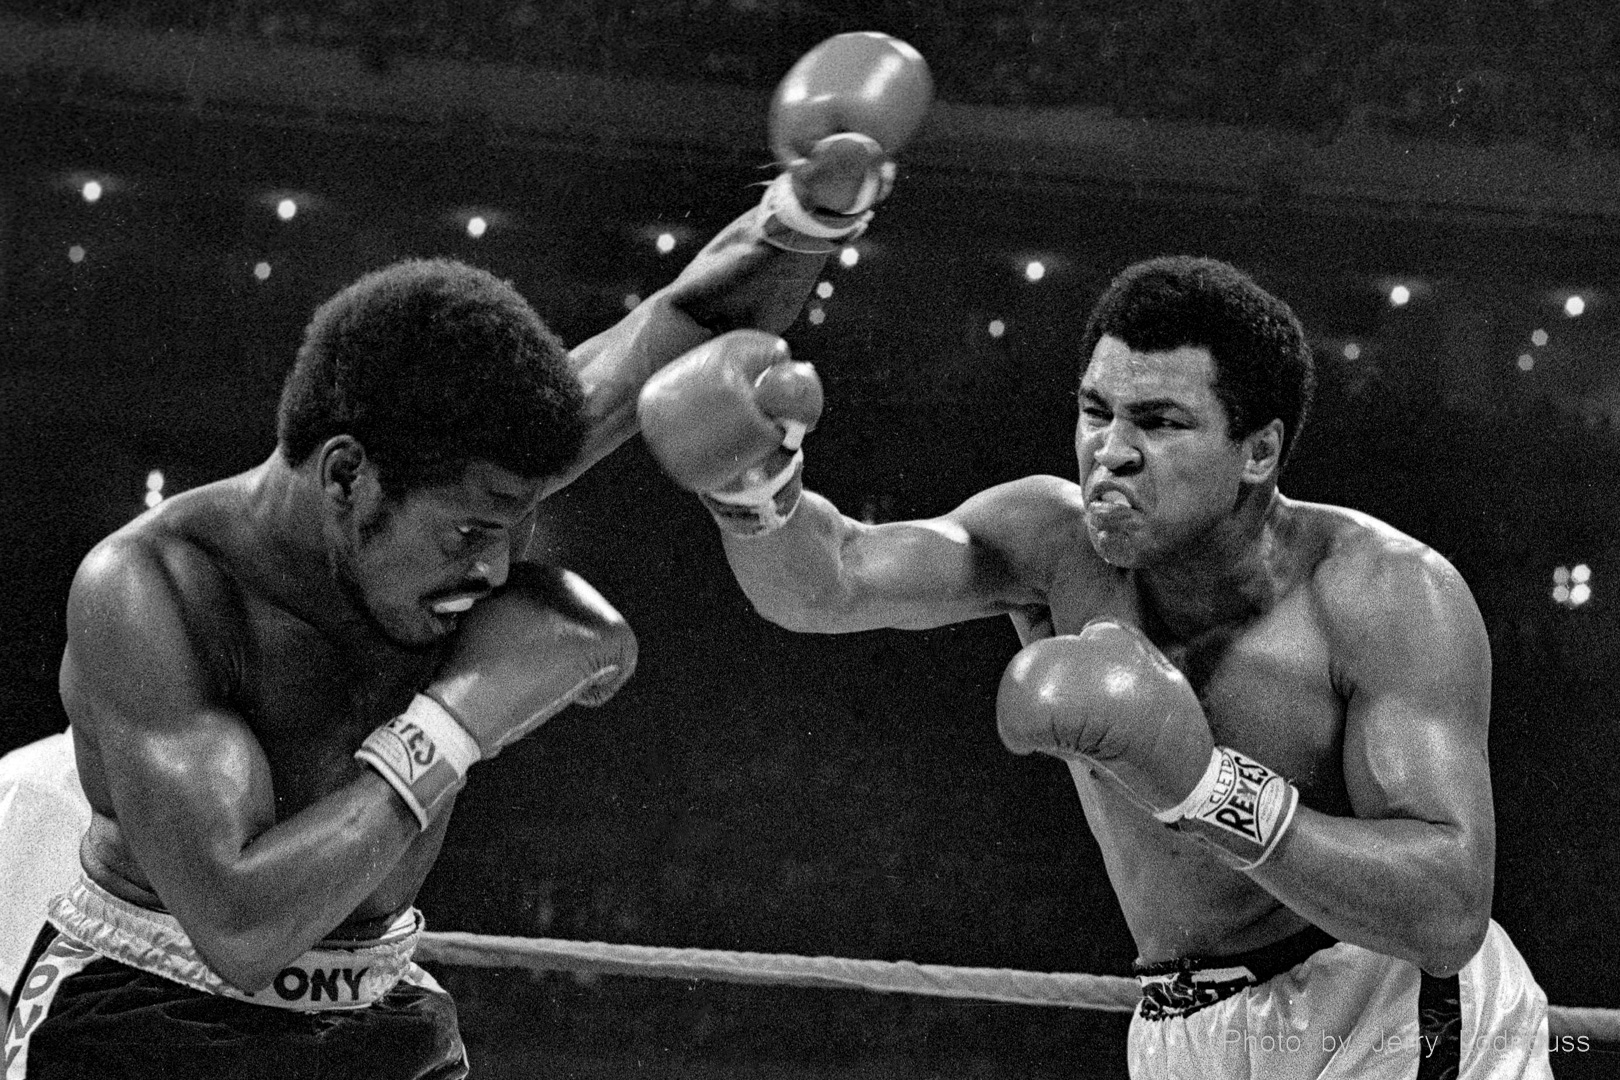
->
<box><xmin>1281</xmin><ymin>498</ymin><xmax>1467</xmax><ymax>609</ymax></box>
<box><xmin>65</xmin><ymin>479</ymin><xmax>258</xmax><ymax>697</ymax></box>
<box><xmin>956</xmin><ymin>474</ymin><xmax>1086</xmax><ymax>551</ymax></box>
<box><xmin>1276</xmin><ymin>498</ymin><xmax>1483</xmax><ymax>673</ymax></box>
<box><xmin>948</xmin><ymin>474</ymin><xmax>1090</xmax><ymax>595</ymax></box>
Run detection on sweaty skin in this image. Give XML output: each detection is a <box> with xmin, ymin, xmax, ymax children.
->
<box><xmin>60</xmin><ymin>200</ymin><xmax>834</xmax><ymax>994</ymax></box>
<box><xmin>64</xmin><ymin>465</ymin><xmax>515</xmax><ymax>956</ymax></box>
<box><xmin>717</xmin><ymin>336</ymin><xmax>1494</xmax><ymax>976</ymax></box>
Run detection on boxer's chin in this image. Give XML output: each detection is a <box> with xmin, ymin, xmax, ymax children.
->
<box><xmin>1086</xmin><ymin>519</ymin><xmax>1145</xmax><ymax>568</ymax></box>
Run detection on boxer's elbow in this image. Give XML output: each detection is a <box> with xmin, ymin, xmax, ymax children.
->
<box><xmin>741</xmin><ymin>578</ymin><xmax>856</xmax><ymax>634</ymax></box>
<box><xmin>183</xmin><ymin>908</ymin><xmax>311</xmax><ymax>994</ymax></box>
<box><xmin>192</xmin><ymin>930</ymin><xmax>293</xmax><ymax>994</ymax></box>
<box><xmin>1413</xmin><ymin>862</ymin><xmax>1492</xmax><ymax>977</ymax></box>
<box><xmin>1417</xmin><ymin>915</ymin><xmax>1488</xmax><ymax>978</ymax></box>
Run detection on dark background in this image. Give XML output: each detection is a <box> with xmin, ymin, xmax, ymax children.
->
<box><xmin>3</xmin><ymin>3</ymin><xmax>1619</xmax><ymax>1077</ymax></box>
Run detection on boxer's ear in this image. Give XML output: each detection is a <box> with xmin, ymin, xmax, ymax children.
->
<box><xmin>320</xmin><ymin>436</ymin><xmax>383</xmax><ymax>519</ymax></box>
<box><xmin>1241</xmin><ymin>419</ymin><xmax>1283</xmax><ymax>485</ymax></box>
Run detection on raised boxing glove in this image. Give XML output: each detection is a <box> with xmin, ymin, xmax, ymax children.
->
<box><xmin>356</xmin><ymin>563</ymin><xmax>637</xmax><ymax>830</ymax></box>
<box><xmin>997</xmin><ymin>619</ymin><xmax>1299</xmax><ymax>869</ymax></box>
<box><xmin>637</xmin><ymin>329</ymin><xmax>823</xmax><ymax>537</ymax></box>
<box><xmin>761</xmin><ymin>31</ymin><xmax>933</xmax><ymax>252</ymax></box>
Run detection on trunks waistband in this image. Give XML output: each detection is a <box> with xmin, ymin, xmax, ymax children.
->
<box><xmin>1133</xmin><ymin>923</ymin><xmax>1338</xmax><ymax>1021</ymax></box>
<box><xmin>47</xmin><ymin>876</ymin><xmax>423</xmax><ymax>1012</ymax></box>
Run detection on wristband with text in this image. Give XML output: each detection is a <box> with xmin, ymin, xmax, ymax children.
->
<box><xmin>1154</xmin><ymin>745</ymin><xmax>1300</xmax><ymax>870</ymax></box>
<box><xmin>354</xmin><ymin>694</ymin><xmax>481</xmax><ymax>831</ymax></box>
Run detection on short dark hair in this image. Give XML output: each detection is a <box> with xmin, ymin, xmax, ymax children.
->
<box><xmin>277</xmin><ymin>258</ymin><xmax>588</xmax><ymax>494</ymax></box>
<box><xmin>1078</xmin><ymin>256</ymin><xmax>1315</xmax><ymax>465</ymax></box>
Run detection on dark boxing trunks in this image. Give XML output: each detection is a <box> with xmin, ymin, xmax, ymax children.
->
<box><xmin>1134</xmin><ymin>923</ymin><xmax>1338</xmax><ymax>1021</ymax></box>
<box><xmin>4</xmin><ymin>880</ymin><xmax>468</xmax><ymax>1080</ymax></box>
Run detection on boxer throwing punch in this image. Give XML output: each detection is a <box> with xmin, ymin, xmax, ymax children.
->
<box><xmin>640</xmin><ymin>257</ymin><xmax>1552</xmax><ymax>1079</ymax></box>
<box><xmin>4</xmin><ymin>33</ymin><xmax>932</xmax><ymax>1079</ymax></box>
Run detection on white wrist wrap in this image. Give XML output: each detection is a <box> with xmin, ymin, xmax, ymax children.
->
<box><xmin>1156</xmin><ymin>745</ymin><xmax>1300</xmax><ymax>870</ymax></box>
<box><xmin>760</xmin><ymin>172</ymin><xmax>872</xmax><ymax>254</ymax></box>
<box><xmin>699</xmin><ymin>449</ymin><xmax>804</xmax><ymax>537</ymax></box>
<box><xmin>355</xmin><ymin>694</ymin><xmax>481</xmax><ymax>831</ymax></box>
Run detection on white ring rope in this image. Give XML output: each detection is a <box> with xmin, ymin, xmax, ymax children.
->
<box><xmin>417</xmin><ymin>931</ymin><xmax>1141</xmax><ymax>1011</ymax></box>
<box><xmin>415</xmin><ymin>932</ymin><xmax>1619</xmax><ymax>1041</ymax></box>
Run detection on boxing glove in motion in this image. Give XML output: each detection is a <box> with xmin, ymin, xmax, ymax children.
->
<box><xmin>638</xmin><ymin>329</ymin><xmax>823</xmax><ymax>537</ymax></box>
<box><xmin>761</xmin><ymin>31</ymin><xmax>934</xmax><ymax>252</ymax></box>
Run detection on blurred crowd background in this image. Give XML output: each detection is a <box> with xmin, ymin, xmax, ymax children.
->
<box><xmin>9</xmin><ymin>0</ymin><xmax>1620</xmax><ymax>151</ymax></box>
<box><xmin>3</xmin><ymin>3</ymin><xmax>1619</xmax><ymax>1077</ymax></box>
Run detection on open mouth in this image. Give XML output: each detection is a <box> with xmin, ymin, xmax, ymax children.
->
<box><xmin>430</xmin><ymin>595</ymin><xmax>478</xmax><ymax>615</ymax></box>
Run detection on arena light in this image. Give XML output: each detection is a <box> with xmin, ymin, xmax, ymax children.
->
<box><xmin>144</xmin><ymin>469</ymin><xmax>165</xmax><ymax>509</ymax></box>
<box><xmin>1517</xmin><ymin>353</ymin><xmax>1534</xmax><ymax>372</ymax></box>
<box><xmin>254</xmin><ymin>261</ymin><xmax>272</xmax><ymax>281</ymax></box>
<box><xmin>60</xmin><ymin>171</ymin><xmax>122</xmax><ymax>201</ymax></box>
<box><xmin>622</xmin><ymin>292</ymin><xmax>642</xmax><ymax>311</ymax></box>
<box><xmin>68</xmin><ymin>245</ymin><xmax>85</xmax><ymax>264</ymax></box>
<box><xmin>987</xmin><ymin>319</ymin><xmax>1006</xmax><ymax>339</ymax></box>
<box><xmin>1389</xmin><ymin>284</ymin><xmax>1410</xmax><ymax>307</ymax></box>
<box><xmin>446</xmin><ymin>207</ymin><xmax>511</xmax><ymax>236</ymax></box>
<box><xmin>1024</xmin><ymin>260</ymin><xmax>1046</xmax><ymax>283</ymax></box>
<box><xmin>1531</xmin><ymin>328</ymin><xmax>1548</xmax><ymax>347</ymax></box>
<box><xmin>636</xmin><ymin>223</ymin><xmax>695</xmax><ymax>255</ymax></box>
<box><xmin>807</xmin><ymin>306</ymin><xmax>826</xmax><ymax>326</ymax></box>
<box><xmin>816</xmin><ymin>281</ymin><xmax>834</xmax><ymax>299</ymax></box>
<box><xmin>839</xmin><ymin>245</ymin><xmax>859</xmax><ymax>268</ymax></box>
<box><xmin>1564</xmin><ymin>295</ymin><xmax>1585</xmax><ymax>318</ymax></box>
<box><xmin>1553</xmin><ymin>565</ymin><xmax>1595</xmax><ymax>609</ymax></box>
<box><xmin>259</xmin><ymin>190</ymin><xmax>326</xmax><ymax>221</ymax></box>
<box><xmin>1342</xmin><ymin>342</ymin><xmax>1361</xmax><ymax>361</ymax></box>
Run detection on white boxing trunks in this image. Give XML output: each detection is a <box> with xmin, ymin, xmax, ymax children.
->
<box><xmin>1128</xmin><ymin>920</ymin><xmax>1552</xmax><ymax>1080</ymax></box>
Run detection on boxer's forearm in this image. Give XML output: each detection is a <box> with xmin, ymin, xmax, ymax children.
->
<box><xmin>1242</xmin><ymin>807</ymin><xmax>1493</xmax><ymax>977</ymax></box>
<box><xmin>548</xmin><ymin>207</ymin><xmax>829</xmax><ymax>496</ymax></box>
<box><xmin>163</xmin><ymin>775</ymin><xmax>430</xmax><ymax>994</ymax></box>
<box><xmin>719</xmin><ymin>490</ymin><xmax>1006</xmax><ymax>634</ymax></box>
<box><xmin>720</xmin><ymin>488</ymin><xmax>868</xmax><ymax>632</ymax></box>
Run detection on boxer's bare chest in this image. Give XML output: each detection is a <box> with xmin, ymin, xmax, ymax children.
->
<box><xmin>1039</xmin><ymin>549</ymin><xmax>1352</xmax><ymax>957</ymax></box>
<box><xmin>236</xmin><ymin>599</ymin><xmax>438</xmax><ymax>816</ymax></box>
<box><xmin>1044</xmin><ymin>557</ymin><xmax>1349</xmax><ymax>810</ymax></box>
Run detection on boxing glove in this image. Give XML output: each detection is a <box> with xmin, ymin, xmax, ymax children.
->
<box><xmin>356</xmin><ymin>563</ymin><xmax>637</xmax><ymax>829</ymax></box>
<box><xmin>997</xmin><ymin>620</ymin><xmax>1299</xmax><ymax>868</ymax></box>
<box><xmin>760</xmin><ymin>31</ymin><xmax>934</xmax><ymax>252</ymax></box>
<box><xmin>638</xmin><ymin>329</ymin><xmax>823</xmax><ymax>536</ymax></box>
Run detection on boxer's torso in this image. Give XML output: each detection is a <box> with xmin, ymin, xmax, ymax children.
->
<box><xmin>997</xmin><ymin>478</ymin><xmax>1378</xmax><ymax>963</ymax></box>
<box><xmin>67</xmin><ymin>476</ymin><xmax>449</xmax><ymax>937</ymax></box>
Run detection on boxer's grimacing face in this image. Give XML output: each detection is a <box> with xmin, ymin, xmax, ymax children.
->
<box><xmin>333</xmin><ymin>459</ymin><xmax>543</xmax><ymax>649</ymax></box>
<box><xmin>1074</xmin><ymin>335</ymin><xmax>1252</xmax><ymax>569</ymax></box>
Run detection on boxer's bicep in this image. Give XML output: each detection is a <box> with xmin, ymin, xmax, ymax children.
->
<box><xmin>1337</xmin><ymin>551</ymin><xmax>1493</xmax><ymax>870</ymax></box>
<box><xmin>63</xmin><ymin>546</ymin><xmax>275</xmax><ymax>906</ymax></box>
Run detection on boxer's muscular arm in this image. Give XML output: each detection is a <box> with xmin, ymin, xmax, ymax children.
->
<box><xmin>1244</xmin><ymin>546</ymin><xmax>1495</xmax><ymax>976</ymax></box>
<box><xmin>542</xmin><ymin>206</ymin><xmax>831</xmax><ymax>498</ymax></box>
<box><xmin>61</xmin><ymin>541</ymin><xmax>422</xmax><ymax>993</ymax></box>
<box><xmin>720</xmin><ymin>476</ymin><xmax>1069</xmax><ymax>633</ymax></box>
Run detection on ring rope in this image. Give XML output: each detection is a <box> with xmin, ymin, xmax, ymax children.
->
<box><xmin>416</xmin><ymin>932</ymin><xmax>1620</xmax><ymax>1041</ymax></box>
